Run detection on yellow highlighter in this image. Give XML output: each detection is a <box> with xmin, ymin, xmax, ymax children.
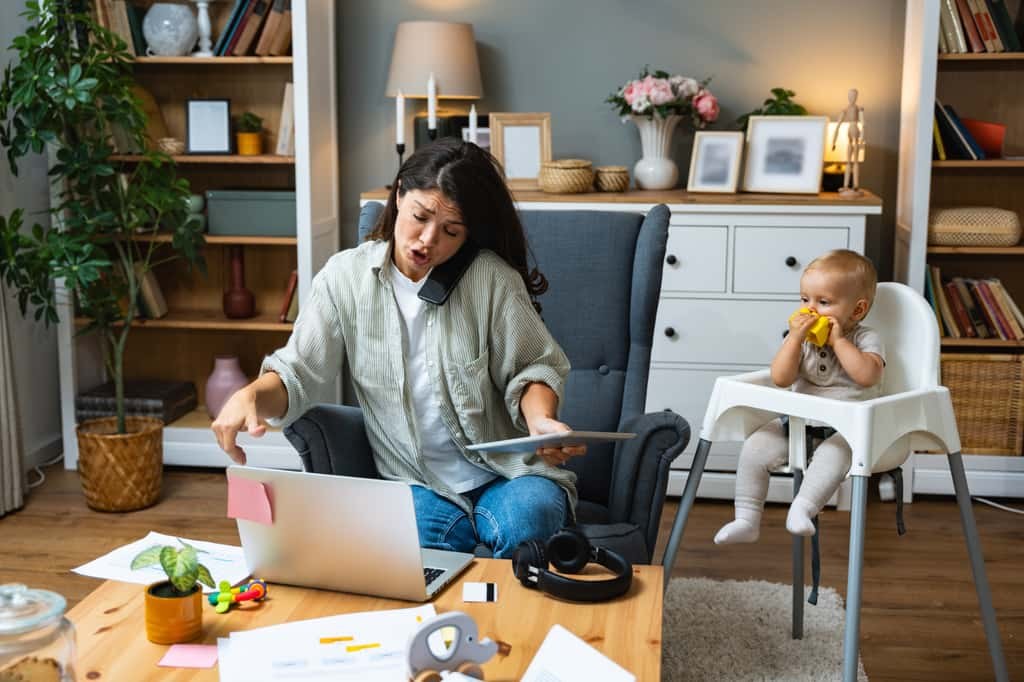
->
<box><xmin>789</xmin><ymin>307</ymin><xmax>831</xmax><ymax>347</ymax></box>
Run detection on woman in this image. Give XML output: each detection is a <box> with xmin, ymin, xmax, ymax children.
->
<box><xmin>212</xmin><ymin>138</ymin><xmax>585</xmax><ymax>558</ymax></box>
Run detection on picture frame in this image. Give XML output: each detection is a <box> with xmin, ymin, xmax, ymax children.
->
<box><xmin>687</xmin><ymin>131</ymin><xmax>744</xmax><ymax>193</ymax></box>
<box><xmin>461</xmin><ymin>126</ymin><xmax>491</xmax><ymax>151</ymax></box>
<box><xmin>742</xmin><ymin>115</ymin><xmax>828</xmax><ymax>194</ymax></box>
<box><xmin>186</xmin><ymin>99</ymin><xmax>232</xmax><ymax>154</ymax></box>
<box><xmin>488</xmin><ymin>112</ymin><xmax>552</xmax><ymax>190</ymax></box>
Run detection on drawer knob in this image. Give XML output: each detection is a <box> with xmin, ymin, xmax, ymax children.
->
<box><xmin>785</xmin><ymin>256</ymin><xmax>797</xmax><ymax>267</ymax></box>
<box><xmin>664</xmin><ymin>327</ymin><xmax>676</xmax><ymax>338</ymax></box>
<box><xmin>665</xmin><ymin>254</ymin><xmax>678</xmax><ymax>265</ymax></box>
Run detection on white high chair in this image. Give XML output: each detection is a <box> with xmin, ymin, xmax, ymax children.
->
<box><xmin>660</xmin><ymin>283</ymin><xmax>1008</xmax><ymax>682</ymax></box>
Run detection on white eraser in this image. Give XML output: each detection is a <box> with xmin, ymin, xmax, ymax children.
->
<box><xmin>462</xmin><ymin>581</ymin><xmax>498</xmax><ymax>602</ymax></box>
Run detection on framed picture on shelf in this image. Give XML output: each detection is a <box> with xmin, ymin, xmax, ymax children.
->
<box><xmin>186</xmin><ymin>99</ymin><xmax>232</xmax><ymax>154</ymax></box>
<box><xmin>489</xmin><ymin>112</ymin><xmax>552</xmax><ymax>190</ymax></box>
<box><xmin>687</xmin><ymin>131</ymin><xmax>744</xmax><ymax>193</ymax></box>
<box><xmin>462</xmin><ymin>127</ymin><xmax>491</xmax><ymax>151</ymax></box>
<box><xmin>742</xmin><ymin>115</ymin><xmax>827</xmax><ymax>194</ymax></box>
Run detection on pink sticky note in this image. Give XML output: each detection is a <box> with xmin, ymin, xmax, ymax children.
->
<box><xmin>157</xmin><ymin>644</ymin><xmax>218</xmax><ymax>668</ymax></box>
<box><xmin>227</xmin><ymin>476</ymin><xmax>273</xmax><ymax>525</ymax></box>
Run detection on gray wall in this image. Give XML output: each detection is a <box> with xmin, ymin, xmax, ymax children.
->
<box><xmin>338</xmin><ymin>0</ymin><xmax>906</xmax><ymax>277</ymax></box>
<box><xmin>1</xmin><ymin>3</ymin><xmax>62</xmax><ymax>468</ymax></box>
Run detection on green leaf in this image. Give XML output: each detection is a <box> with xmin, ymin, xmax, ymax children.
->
<box><xmin>130</xmin><ymin>545</ymin><xmax>163</xmax><ymax>570</ymax></box>
<box><xmin>196</xmin><ymin>563</ymin><xmax>215</xmax><ymax>589</ymax></box>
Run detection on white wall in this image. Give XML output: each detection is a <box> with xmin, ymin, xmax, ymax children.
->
<box><xmin>1</xmin><ymin>3</ymin><xmax>62</xmax><ymax>468</ymax></box>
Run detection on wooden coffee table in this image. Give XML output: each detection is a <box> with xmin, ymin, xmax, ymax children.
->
<box><xmin>67</xmin><ymin>558</ymin><xmax>663</xmax><ymax>680</ymax></box>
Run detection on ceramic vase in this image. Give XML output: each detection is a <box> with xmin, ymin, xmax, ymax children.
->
<box><xmin>143</xmin><ymin>3</ymin><xmax>199</xmax><ymax>57</ymax></box>
<box><xmin>631</xmin><ymin>114</ymin><xmax>682</xmax><ymax>190</ymax></box>
<box><xmin>205</xmin><ymin>356</ymin><xmax>248</xmax><ymax>419</ymax></box>
<box><xmin>223</xmin><ymin>245</ymin><xmax>255</xmax><ymax>319</ymax></box>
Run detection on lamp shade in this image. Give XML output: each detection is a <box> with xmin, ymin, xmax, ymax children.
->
<box><xmin>385</xmin><ymin>21</ymin><xmax>483</xmax><ymax>100</ymax></box>
<box><xmin>824</xmin><ymin>121</ymin><xmax>865</xmax><ymax>163</ymax></box>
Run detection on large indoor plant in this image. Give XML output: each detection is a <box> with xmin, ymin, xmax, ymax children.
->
<box><xmin>607</xmin><ymin>66</ymin><xmax>719</xmax><ymax>190</ymax></box>
<box><xmin>0</xmin><ymin>1</ymin><xmax>205</xmax><ymax>509</ymax></box>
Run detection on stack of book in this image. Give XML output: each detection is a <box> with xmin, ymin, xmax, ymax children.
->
<box><xmin>91</xmin><ymin>0</ymin><xmax>148</xmax><ymax>56</ymax></box>
<box><xmin>214</xmin><ymin>0</ymin><xmax>293</xmax><ymax>57</ymax></box>
<box><xmin>933</xmin><ymin>98</ymin><xmax>989</xmax><ymax>161</ymax></box>
<box><xmin>76</xmin><ymin>380</ymin><xmax>198</xmax><ymax>425</ymax></box>
<box><xmin>937</xmin><ymin>0</ymin><xmax>1022</xmax><ymax>53</ymax></box>
<box><xmin>925</xmin><ymin>267</ymin><xmax>1024</xmax><ymax>340</ymax></box>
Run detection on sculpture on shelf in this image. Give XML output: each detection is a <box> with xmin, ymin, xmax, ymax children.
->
<box><xmin>832</xmin><ymin>88</ymin><xmax>865</xmax><ymax>196</ymax></box>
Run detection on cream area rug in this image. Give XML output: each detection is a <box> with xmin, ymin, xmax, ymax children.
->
<box><xmin>663</xmin><ymin>577</ymin><xmax>868</xmax><ymax>681</ymax></box>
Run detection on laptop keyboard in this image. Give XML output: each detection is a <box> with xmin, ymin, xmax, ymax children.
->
<box><xmin>423</xmin><ymin>567</ymin><xmax>445</xmax><ymax>585</ymax></box>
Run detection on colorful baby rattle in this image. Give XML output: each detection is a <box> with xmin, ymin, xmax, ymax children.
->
<box><xmin>208</xmin><ymin>579</ymin><xmax>268</xmax><ymax>613</ymax></box>
<box><xmin>789</xmin><ymin>307</ymin><xmax>831</xmax><ymax>347</ymax></box>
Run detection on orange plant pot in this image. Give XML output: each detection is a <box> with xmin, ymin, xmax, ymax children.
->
<box><xmin>236</xmin><ymin>132</ymin><xmax>262</xmax><ymax>155</ymax></box>
<box><xmin>144</xmin><ymin>582</ymin><xmax>203</xmax><ymax>644</ymax></box>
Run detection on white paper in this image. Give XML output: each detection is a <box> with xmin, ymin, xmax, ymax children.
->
<box><xmin>218</xmin><ymin>605</ymin><xmax>436</xmax><ymax>681</ymax></box>
<box><xmin>521</xmin><ymin>624</ymin><xmax>635</xmax><ymax>682</ymax></box>
<box><xmin>72</xmin><ymin>531</ymin><xmax>250</xmax><ymax>594</ymax></box>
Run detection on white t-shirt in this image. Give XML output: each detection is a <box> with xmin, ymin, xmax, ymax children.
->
<box><xmin>389</xmin><ymin>264</ymin><xmax>497</xmax><ymax>493</ymax></box>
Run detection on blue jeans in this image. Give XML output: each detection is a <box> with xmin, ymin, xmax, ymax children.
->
<box><xmin>411</xmin><ymin>476</ymin><xmax>568</xmax><ymax>559</ymax></box>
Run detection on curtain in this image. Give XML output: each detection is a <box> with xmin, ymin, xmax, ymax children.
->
<box><xmin>0</xmin><ymin>281</ymin><xmax>25</xmax><ymax>516</ymax></box>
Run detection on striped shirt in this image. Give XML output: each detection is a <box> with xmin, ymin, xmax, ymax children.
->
<box><xmin>260</xmin><ymin>238</ymin><xmax>577</xmax><ymax>515</ymax></box>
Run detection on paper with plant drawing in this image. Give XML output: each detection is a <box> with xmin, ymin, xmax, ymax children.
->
<box><xmin>72</xmin><ymin>531</ymin><xmax>250</xmax><ymax>593</ymax></box>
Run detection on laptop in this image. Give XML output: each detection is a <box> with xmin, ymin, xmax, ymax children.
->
<box><xmin>226</xmin><ymin>465</ymin><xmax>474</xmax><ymax>602</ymax></box>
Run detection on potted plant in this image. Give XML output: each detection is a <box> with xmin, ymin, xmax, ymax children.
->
<box><xmin>131</xmin><ymin>540</ymin><xmax>215</xmax><ymax>644</ymax></box>
<box><xmin>234</xmin><ymin>111</ymin><xmax>263</xmax><ymax>155</ymax></box>
<box><xmin>0</xmin><ymin>1</ymin><xmax>205</xmax><ymax>510</ymax></box>
<box><xmin>736</xmin><ymin>87</ymin><xmax>808</xmax><ymax>130</ymax></box>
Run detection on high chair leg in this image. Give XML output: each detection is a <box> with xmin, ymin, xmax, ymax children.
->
<box><xmin>792</xmin><ymin>468</ymin><xmax>804</xmax><ymax>640</ymax></box>
<box><xmin>661</xmin><ymin>438</ymin><xmax>711</xmax><ymax>591</ymax></box>
<box><xmin>842</xmin><ymin>475</ymin><xmax>868</xmax><ymax>682</ymax></box>
<box><xmin>948</xmin><ymin>451</ymin><xmax>1009</xmax><ymax>682</ymax></box>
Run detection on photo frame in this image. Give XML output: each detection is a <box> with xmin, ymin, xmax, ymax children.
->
<box><xmin>186</xmin><ymin>99</ymin><xmax>232</xmax><ymax>154</ymax></box>
<box><xmin>742</xmin><ymin>115</ymin><xmax>828</xmax><ymax>194</ymax></box>
<box><xmin>461</xmin><ymin>127</ymin><xmax>491</xmax><ymax>151</ymax></box>
<box><xmin>687</xmin><ymin>131</ymin><xmax>744</xmax><ymax>193</ymax></box>
<box><xmin>489</xmin><ymin>113</ymin><xmax>552</xmax><ymax>190</ymax></box>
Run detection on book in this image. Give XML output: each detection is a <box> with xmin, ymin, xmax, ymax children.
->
<box><xmin>933</xmin><ymin>119</ymin><xmax>947</xmax><ymax>160</ymax></box>
<box><xmin>233</xmin><ymin>0</ymin><xmax>271</xmax><ymax>56</ymax></box>
<box><xmin>214</xmin><ymin>0</ymin><xmax>248</xmax><ymax>56</ymax></box>
<box><xmin>938</xmin><ymin>22</ymin><xmax>950</xmax><ymax>52</ymax></box>
<box><xmin>952</xmin><ymin>277</ymin><xmax>992</xmax><ymax>337</ymax></box>
<box><xmin>977</xmin><ymin>279</ymin><xmax>1015</xmax><ymax>338</ymax></box>
<box><xmin>944</xmin><ymin>281</ymin><xmax>976</xmax><ymax>336</ymax></box>
<box><xmin>131</xmin><ymin>84</ymin><xmax>170</xmax><ymax>149</ymax></box>
<box><xmin>225</xmin><ymin>0</ymin><xmax>259</xmax><ymax>56</ymax></box>
<box><xmin>941</xmin><ymin>0</ymin><xmax>968</xmax><ymax>52</ymax></box>
<box><xmin>934</xmin><ymin>101</ymin><xmax>971</xmax><ymax>159</ymax></box>
<box><xmin>124</xmin><ymin>1</ymin><xmax>147</xmax><ymax>57</ymax></box>
<box><xmin>967</xmin><ymin>279</ymin><xmax>1007</xmax><ymax>338</ymax></box>
<box><xmin>255</xmin><ymin>0</ymin><xmax>286</xmax><ymax>56</ymax></box>
<box><xmin>931</xmin><ymin>265</ymin><xmax>961</xmax><ymax>337</ymax></box>
<box><xmin>275</xmin><ymin>82</ymin><xmax>295</xmax><ymax>156</ymax></box>
<box><xmin>956</xmin><ymin>0</ymin><xmax>986</xmax><ymax>52</ymax></box>
<box><xmin>104</xmin><ymin>0</ymin><xmax>136</xmax><ymax>55</ymax></box>
<box><xmin>284</xmin><ymin>282</ymin><xmax>299</xmax><ymax>323</ymax></box>
<box><xmin>135</xmin><ymin>265</ymin><xmax>168</xmax><ymax>319</ymax></box>
<box><xmin>968</xmin><ymin>0</ymin><xmax>1004</xmax><ymax>50</ymax></box>
<box><xmin>923</xmin><ymin>265</ymin><xmax>944</xmax><ymax>335</ymax></box>
<box><xmin>991</xmin><ymin>278</ymin><xmax>1024</xmax><ymax>331</ymax></box>
<box><xmin>268</xmin><ymin>0</ymin><xmax>292</xmax><ymax>56</ymax></box>
<box><xmin>987</xmin><ymin>279</ymin><xmax>1024</xmax><ymax>339</ymax></box>
<box><xmin>75</xmin><ymin>380</ymin><xmax>198</xmax><ymax>425</ymax></box>
<box><xmin>278</xmin><ymin>269</ymin><xmax>297</xmax><ymax>323</ymax></box>
<box><xmin>943</xmin><ymin>104</ymin><xmax>986</xmax><ymax>160</ymax></box>
<box><xmin>984</xmin><ymin>0</ymin><xmax>1022</xmax><ymax>51</ymax></box>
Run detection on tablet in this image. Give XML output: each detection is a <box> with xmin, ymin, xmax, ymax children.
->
<box><xmin>466</xmin><ymin>431</ymin><xmax>636</xmax><ymax>454</ymax></box>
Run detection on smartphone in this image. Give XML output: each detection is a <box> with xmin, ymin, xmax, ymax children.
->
<box><xmin>418</xmin><ymin>241</ymin><xmax>480</xmax><ymax>305</ymax></box>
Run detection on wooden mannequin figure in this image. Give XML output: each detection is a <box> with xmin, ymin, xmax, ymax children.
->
<box><xmin>832</xmin><ymin>88</ymin><xmax>865</xmax><ymax>197</ymax></box>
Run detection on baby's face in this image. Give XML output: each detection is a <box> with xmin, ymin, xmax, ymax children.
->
<box><xmin>799</xmin><ymin>267</ymin><xmax>868</xmax><ymax>331</ymax></box>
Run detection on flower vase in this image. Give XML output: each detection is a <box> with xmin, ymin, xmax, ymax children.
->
<box><xmin>631</xmin><ymin>114</ymin><xmax>682</xmax><ymax>190</ymax></box>
<box><xmin>223</xmin><ymin>245</ymin><xmax>255</xmax><ymax>319</ymax></box>
<box><xmin>205</xmin><ymin>356</ymin><xmax>249</xmax><ymax>419</ymax></box>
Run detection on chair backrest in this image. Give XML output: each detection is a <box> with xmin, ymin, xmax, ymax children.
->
<box><xmin>861</xmin><ymin>281</ymin><xmax>940</xmax><ymax>394</ymax></box>
<box><xmin>357</xmin><ymin>203</ymin><xmax>670</xmax><ymax>507</ymax></box>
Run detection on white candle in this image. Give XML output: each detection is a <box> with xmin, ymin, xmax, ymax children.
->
<box><xmin>469</xmin><ymin>104</ymin><xmax>478</xmax><ymax>144</ymax></box>
<box><xmin>395</xmin><ymin>90</ymin><xmax>405</xmax><ymax>145</ymax></box>
<box><xmin>427</xmin><ymin>72</ymin><xmax>437</xmax><ymax>130</ymax></box>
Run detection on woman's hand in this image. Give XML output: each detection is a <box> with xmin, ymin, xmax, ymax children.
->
<box><xmin>527</xmin><ymin>416</ymin><xmax>587</xmax><ymax>467</ymax></box>
<box><xmin>211</xmin><ymin>387</ymin><xmax>267</xmax><ymax>465</ymax></box>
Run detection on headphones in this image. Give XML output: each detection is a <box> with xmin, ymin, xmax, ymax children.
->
<box><xmin>511</xmin><ymin>527</ymin><xmax>632</xmax><ymax>603</ymax></box>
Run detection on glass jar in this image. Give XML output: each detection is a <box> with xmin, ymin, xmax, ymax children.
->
<box><xmin>0</xmin><ymin>584</ymin><xmax>76</xmax><ymax>681</ymax></box>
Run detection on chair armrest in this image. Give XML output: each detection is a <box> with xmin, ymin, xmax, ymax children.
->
<box><xmin>607</xmin><ymin>410</ymin><xmax>690</xmax><ymax>561</ymax></box>
<box><xmin>282</xmin><ymin>404</ymin><xmax>380</xmax><ymax>478</ymax></box>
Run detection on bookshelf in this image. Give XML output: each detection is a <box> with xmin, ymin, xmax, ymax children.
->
<box><xmin>55</xmin><ymin>1</ymin><xmax>340</xmax><ymax>471</ymax></box>
<box><xmin>897</xmin><ymin>0</ymin><xmax>1024</xmax><ymax>499</ymax></box>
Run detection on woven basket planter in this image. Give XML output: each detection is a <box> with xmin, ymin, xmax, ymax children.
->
<box><xmin>928</xmin><ymin>207</ymin><xmax>1021</xmax><ymax>246</ymax></box>
<box><xmin>77</xmin><ymin>416</ymin><xmax>163</xmax><ymax>511</ymax></box>
<box><xmin>538</xmin><ymin>159</ymin><xmax>594</xmax><ymax>194</ymax></box>
<box><xmin>595</xmin><ymin>166</ymin><xmax>630</xmax><ymax>192</ymax></box>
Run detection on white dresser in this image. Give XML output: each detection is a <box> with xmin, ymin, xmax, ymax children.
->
<box><xmin>361</xmin><ymin>188</ymin><xmax>883</xmax><ymax>503</ymax></box>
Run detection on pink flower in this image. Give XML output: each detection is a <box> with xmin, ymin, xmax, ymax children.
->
<box><xmin>648</xmin><ymin>78</ymin><xmax>675</xmax><ymax>106</ymax></box>
<box><xmin>694</xmin><ymin>90</ymin><xmax>719</xmax><ymax>123</ymax></box>
<box><xmin>622</xmin><ymin>79</ymin><xmax>641</xmax><ymax>106</ymax></box>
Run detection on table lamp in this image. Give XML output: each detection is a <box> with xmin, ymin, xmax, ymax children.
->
<box><xmin>385</xmin><ymin>21</ymin><xmax>483</xmax><ymax>167</ymax></box>
<box><xmin>823</xmin><ymin>121</ymin><xmax>865</xmax><ymax>192</ymax></box>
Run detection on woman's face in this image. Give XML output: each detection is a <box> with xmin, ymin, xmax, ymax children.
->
<box><xmin>392</xmin><ymin>188</ymin><xmax>468</xmax><ymax>281</ymax></box>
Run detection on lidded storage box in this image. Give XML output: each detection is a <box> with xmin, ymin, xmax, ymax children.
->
<box><xmin>927</xmin><ymin>207</ymin><xmax>1021</xmax><ymax>247</ymax></box>
<box><xmin>205</xmin><ymin>190</ymin><xmax>297</xmax><ymax>237</ymax></box>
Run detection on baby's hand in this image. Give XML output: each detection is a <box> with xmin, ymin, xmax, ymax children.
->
<box><xmin>788</xmin><ymin>312</ymin><xmax>817</xmax><ymax>338</ymax></box>
<box><xmin>824</xmin><ymin>316</ymin><xmax>843</xmax><ymax>346</ymax></box>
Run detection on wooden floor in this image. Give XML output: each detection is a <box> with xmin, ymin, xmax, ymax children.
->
<box><xmin>1</xmin><ymin>463</ymin><xmax>1021</xmax><ymax>681</ymax></box>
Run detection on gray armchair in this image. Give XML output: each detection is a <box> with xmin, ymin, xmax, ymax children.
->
<box><xmin>284</xmin><ymin>202</ymin><xmax>690</xmax><ymax>564</ymax></box>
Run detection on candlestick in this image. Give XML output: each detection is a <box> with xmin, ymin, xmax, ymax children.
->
<box><xmin>427</xmin><ymin>72</ymin><xmax>437</xmax><ymax>131</ymax></box>
<box><xmin>469</xmin><ymin>104</ymin><xmax>478</xmax><ymax>144</ymax></box>
<box><xmin>395</xmin><ymin>90</ymin><xmax>405</xmax><ymax>146</ymax></box>
<box><xmin>396</xmin><ymin>142</ymin><xmax>406</xmax><ymax>172</ymax></box>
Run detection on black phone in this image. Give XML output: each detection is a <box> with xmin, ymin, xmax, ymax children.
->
<box><xmin>418</xmin><ymin>241</ymin><xmax>480</xmax><ymax>305</ymax></box>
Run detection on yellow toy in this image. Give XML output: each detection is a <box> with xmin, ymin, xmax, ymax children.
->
<box><xmin>789</xmin><ymin>307</ymin><xmax>831</xmax><ymax>347</ymax></box>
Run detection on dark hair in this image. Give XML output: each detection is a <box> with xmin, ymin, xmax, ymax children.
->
<box><xmin>369</xmin><ymin>138</ymin><xmax>548</xmax><ymax>309</ymax></box>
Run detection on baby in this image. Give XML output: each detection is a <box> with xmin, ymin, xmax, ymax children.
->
<box><xmin>715</xmin><ymin>249</ymin><xmax>885</xmax><ymax>544</ymax></box>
